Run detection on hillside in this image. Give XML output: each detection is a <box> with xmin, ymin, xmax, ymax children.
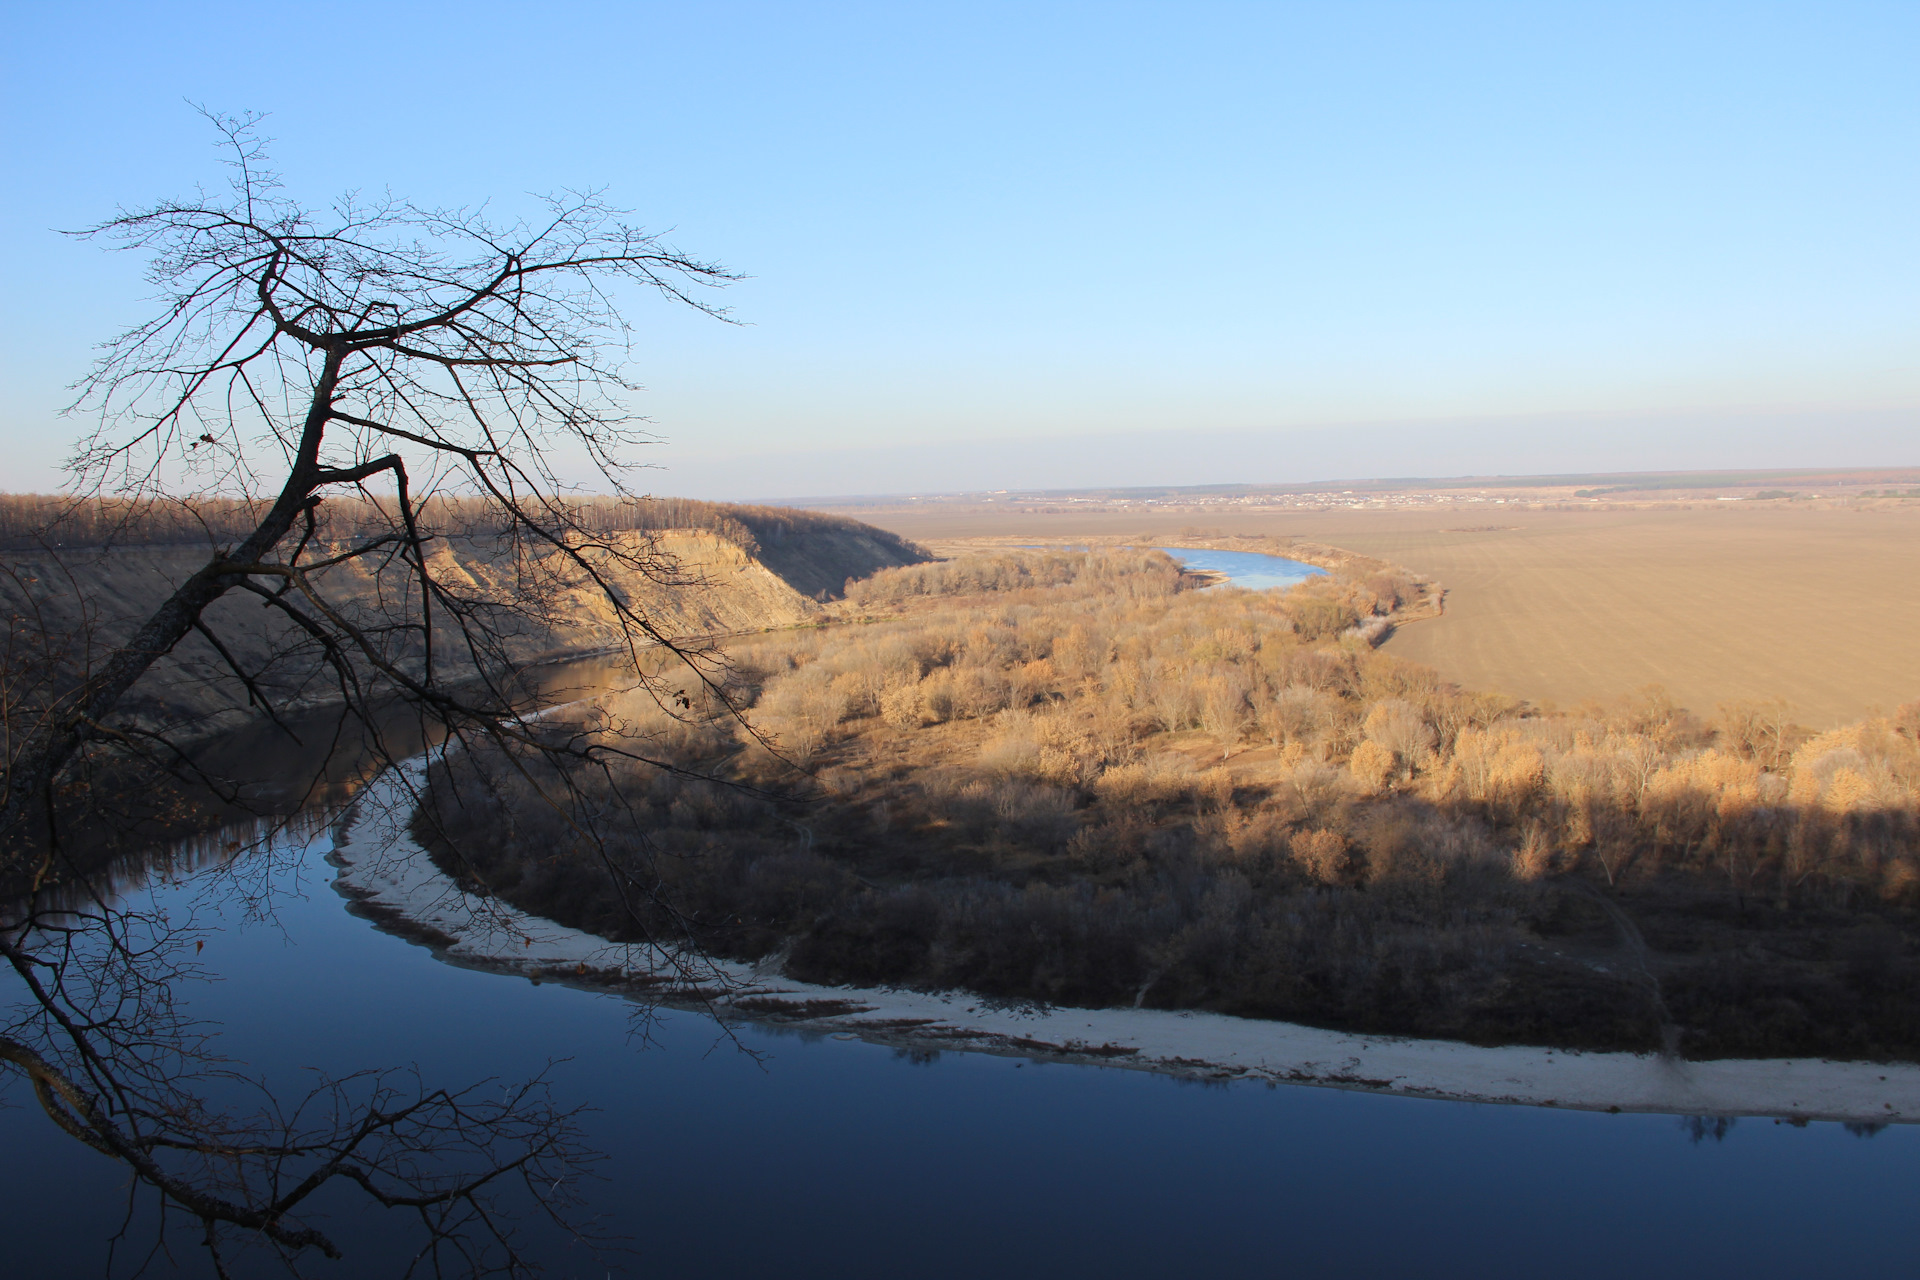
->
<box><xmin>0</xmin><ymin>501</ymin><xmax>929</xmax><ymax>739</ymax></box>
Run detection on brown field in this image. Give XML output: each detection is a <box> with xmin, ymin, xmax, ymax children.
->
<box><xmin>846</xmin><ymin>501</ymin><xmax>1920</xmax><ymax>729</ymax></box>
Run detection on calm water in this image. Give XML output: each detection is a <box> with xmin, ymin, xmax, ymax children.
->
<box><xmin>4</xmin><ymin>808</ymin><xmax>1916</xmax><ymax>1278</ymax></box>
<box><xmin>1158</xmin><ymin>546</ymin><xmax>1328</xmax><ymax>591</ymax></box>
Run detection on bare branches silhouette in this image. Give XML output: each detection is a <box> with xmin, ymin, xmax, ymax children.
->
<box><xmin>1</xmin><ymin>110</ymin><xmax>750</xmax><ymax>1273</ymax></box>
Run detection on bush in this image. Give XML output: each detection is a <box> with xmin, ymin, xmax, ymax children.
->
<box><xmin>411</xmin><ymin>545</ymin><xmax>1920</xmax><ymax>1060</ymax></box>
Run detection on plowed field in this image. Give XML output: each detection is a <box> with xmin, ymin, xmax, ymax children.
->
<box><xmin>859</xmin><ymin>502</ymin><xmax>1920</xmax><ymax>728</ymax></box>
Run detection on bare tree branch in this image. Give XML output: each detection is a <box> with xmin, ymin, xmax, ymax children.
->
<box><xmin>0</xmin><ymin>109</ymin><xmax>754</xmax><ymax>1275</ymax></box>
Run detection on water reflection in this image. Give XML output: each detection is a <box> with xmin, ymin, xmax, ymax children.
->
<box><xmin>10</xmin><ymin>807</ymin><xmax>1918</xmax><ymax>1280</ymax></box>
<box><xmin>0</xmin><ymin>653</ymin><xmax>644</xmax><ymax>1274</ymax></box>
<box><xmin>5</xmin><ymin>659</ymin><xmax>1920</xmax><ymax>1276</ymax></box>
<box><xmin>20</xmin><ymin>655</ymin><xmax>634</xmax><ymax>914</ymax></box>
<box><xmin>1682</xmin><ymin>1115</ymin><xmax>1740</xmax><ymax>1143</ymax></box>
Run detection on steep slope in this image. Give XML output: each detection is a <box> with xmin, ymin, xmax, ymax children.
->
<box><xmin>1</xmin><ymin>509</ymin><xmax>929</xmax><ymax>739</ymax></box>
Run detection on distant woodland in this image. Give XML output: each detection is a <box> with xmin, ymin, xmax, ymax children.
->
<box><xmin>416</xmin><ymin>548</ymin><xmax>1920</xmax><ymax>1061</ymax></box>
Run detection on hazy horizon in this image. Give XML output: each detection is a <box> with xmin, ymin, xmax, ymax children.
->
<box><xmin>653</xmin><ymin>405</ymin><xmax>1920</xmax><ymax>502</ymax></box>
<box><xmin>4</xmin><ymin>2</ymin><xmax>1915</xmax><ymax>498</ymax></box>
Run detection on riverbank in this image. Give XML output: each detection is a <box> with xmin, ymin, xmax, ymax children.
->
<box><xmin>331</xmin><ymin>767</ymin><xmax>1920</xmax><ymax>1125</ymax></box>
<box><xmin>896</xmin><ymin>533</ymin><xmax>1447</xmax><ymax>635</ymax></box>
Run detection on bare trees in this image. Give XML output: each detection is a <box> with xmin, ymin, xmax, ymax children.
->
<box><xmin>3</xmin><ymin>110</ymin><xmax>739</xmax><ymax>853</ymax></box>
<box><xmin>1</xmin><ymin>113</ymin><xmax>743</xmax><ymax>1270</ymax></box>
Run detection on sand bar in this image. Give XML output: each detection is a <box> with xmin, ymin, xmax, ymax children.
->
<box><xmin>331</xmin><ymin>766</ymin><xmax>1920</xmax><ymax>1124</ymax></box>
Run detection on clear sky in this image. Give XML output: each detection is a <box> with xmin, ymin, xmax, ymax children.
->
<box><xmin>2</xmin><ymin>1</ymin><xmax>1915</xmax><ymax>498</ymax></box>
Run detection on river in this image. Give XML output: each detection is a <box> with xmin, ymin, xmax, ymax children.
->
<box><xmin>1157</xmin><ymin>546</ymin><xmax>1328</xmax><ymax>590</ymax></box>
<box><xmin>4</xmin><ymin>677</ymin><xmax>1917</xmax><ymax>1276</ymax></box>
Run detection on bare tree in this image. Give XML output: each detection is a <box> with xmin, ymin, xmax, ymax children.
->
<box><xmin>1715</xmin><ymin>698</ymin><xmax>1802</xmax><ymax>772</ymax></box>
<box><xmin>3</xmin><ymin>110</ymin><xmax>742</xmax><ymax>842</ymax></box>
<box><xmin>0</xmin><ymin>111</ymin><xmax>749</xmax><ymax>1271</ymax></box>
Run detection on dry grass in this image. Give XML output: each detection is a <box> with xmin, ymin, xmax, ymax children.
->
<box><xmin>415</xmin><ymin>547</ymin><xmax>1920</xmax><ymax>1057</ymax></box>
<box><xmin>856</xmin><ymin>503</ymin><xmax>1920</xmax><ymax>728</ymax></box>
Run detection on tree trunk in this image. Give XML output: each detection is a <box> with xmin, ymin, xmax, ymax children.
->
<box><xmin>0</xmin><ymin>353</ymin><xmax>340</xmax><ymax>856</ymax></box>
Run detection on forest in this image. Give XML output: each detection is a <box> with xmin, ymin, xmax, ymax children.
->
<box><xmin>414</xmin><ymin>548</ymin><xmax>1920</xmax><ymax>1060</ymax></box>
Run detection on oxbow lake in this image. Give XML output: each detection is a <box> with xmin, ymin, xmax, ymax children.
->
<box><xmin>1157</xmin><ymin>546</ymin><xmax>1328</xmax><ymax>590</ymax></box>
<box><xmin>5</xmin><ymin>688</ymin><xmax>1918</xmax><ymax>1277</ymax></box>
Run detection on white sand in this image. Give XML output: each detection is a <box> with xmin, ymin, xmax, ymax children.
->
<box><xmin>331</xmin><ymin>766</ymin><xmax>1920</xmax><ymax>1123</ymax></box>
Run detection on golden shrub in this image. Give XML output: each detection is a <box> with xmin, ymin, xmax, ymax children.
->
<box><xmin>1289</xmin><ymin>828</ymin><xmax>1349</xmax><ymax>884</ymax></box>
<box><xmin>1440</xmin><ymin>725</ymin><xmax>1542</xmax><ymax>805</ymax></box>
<box><xmin>1512</xmin><ymin>823</ymin><xmax>1555</xmax><ymax>881</ymax></box>
<box><xmin>1348</xmin><ymin>740</ymin><xmax>1395</xmax><ymax>792</ymax></box>
<box><xmin>879</xmin><ymin>682</ymin><xmax>928</xmax><ymax>730</ymax></box>
<box><xmin>919</xmin><ymin>668</ymin><xmax>957</xmax><ymax>723</ymax></box>
<box><xmin>1092</xmin><ymin>756</ymin><xmax>1193</xmax><ymax>807</ymax></box>
<box><xmin>1363</xmin><ymin>698</ymin><xmax>1435</xmax><ymax>776</ymax></box>
<box><xmin>1487</xmin><ymin>741</ymin><xmax>1544</xmax><ymax>802</ymax></box>
<box><xmin>1826</xmin><ymin>767</ymin><xmax>1875</xmax><ymax>813</ymax></box>
<box><xmin>1788</xmin><ymin>764</ymin><xmax>1825</xmax><ymax>808</ymax></box>
<box><xmin>1008</xmin><ymin>657</ymin><xmax>1058</xmax><ymax>706</ymax></box>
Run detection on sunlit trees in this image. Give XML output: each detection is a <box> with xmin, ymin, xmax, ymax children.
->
<box><xmin>1347</xmin><ymin>739</ymin><xmax>1396</xmax><ymax>791</ymax></box>
<box><xmin>722</xmin><ymin>547</ymin><xmax>1920</xmax><ymax>912</ymax></box>
<box><xmin>411</xmin><ymin>543</ymin><xmax>1920</xmax><ymax>1058</ymax></box>
<box><xmin>1362</xmin><ymin>699</ymin><xmax>1435</xmax><ymax>780</ymax></box>
<box><xmin>1716</xmin><ymin>698</ymin><xmax>1802</xmax><ymax>771</ymax></box>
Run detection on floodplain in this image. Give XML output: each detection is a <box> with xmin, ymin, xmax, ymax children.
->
<box><xmin>839</xmin><ymin>488</ymin><xmax>1920</xmax><ymax>728</ymax></box>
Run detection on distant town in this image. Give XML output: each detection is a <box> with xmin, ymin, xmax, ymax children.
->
<box><xmin>797</xmin><ymin>466</ymin><xmax>1920</xmax><ymax>516</ymax></box>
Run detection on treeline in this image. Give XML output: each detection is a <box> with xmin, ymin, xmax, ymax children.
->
<box><xmin>414</xmin><ymin>549</ymin><xmax>1920</xmax><ymax>1059</ymax></box>
<box><xmin>751</xmin><ymin>555</ymin><xmax>1920</xmax><ymax>906</ymax></box>
<box><xmin>843</xmin><ymin>548</ymin><xmax>1418</xmax><ymax>641</ymax></box>
<box><xmin>843</xmin><ymin>549</ymin><xmax>1182</xmax><ymax>609</ymax></box>
<box><xmin>0</xmin><ymin>492</ymin><xmax>925</xmax><ymax>563</ymax></box>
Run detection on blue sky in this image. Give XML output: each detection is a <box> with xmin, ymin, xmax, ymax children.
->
<box><xmin>2</xmin><ymin>1</ymin><xmax>1914</xmax><ymax>498</ymax></box>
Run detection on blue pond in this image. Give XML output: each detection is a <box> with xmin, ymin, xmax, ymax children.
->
<box><xmin>4</xmin><ymin>817</ymin><xmax>1916</xmax><ymax>1278</ymax></box>
<box><xmin>1158</xmin><ymin>546</ymin><xmax>1327</xmax><ymax>591</ymax></box>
